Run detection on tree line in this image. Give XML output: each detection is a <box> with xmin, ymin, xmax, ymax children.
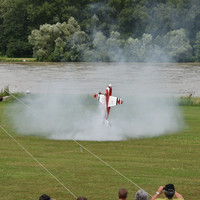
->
<box><xmin>1</xmin><ymin>0</ymin><xmax>200</xmax><ymax>62</ymax></box>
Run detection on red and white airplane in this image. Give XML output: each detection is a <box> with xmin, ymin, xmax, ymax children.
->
<box><xmin>93</xmin><ymin>84</ymin><xmax>123</xmax><ymax>126</ymax></box>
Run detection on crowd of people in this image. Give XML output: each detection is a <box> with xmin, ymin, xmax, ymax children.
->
<box><xmin>117</xmin><ymin>185</ymin><xmax>183</xmax><ymax>200</ymax></box>
<box><xmin>39</xmin><ymin>183</ymin><xmax>184</xmax><ymax>200</ymax></box>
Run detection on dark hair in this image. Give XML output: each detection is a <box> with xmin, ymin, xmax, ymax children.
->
<box><xmin>77</xmin><ymin>197</ymin><xmax>87</xmax><ymax>200</ymax></box>
<box><xmin>39</xmin><ymin>194</ymin><xmax>51</xmax><ymax>200</ymax></box>
<box><xmin>118</xmin><ymin>188</ymin><xmax>128</xmax><ymax>199</ymax></box>
<box><xmin>164</xmin><ymin>191</ymin><xmax>175</xmax><ymax>199</ymax></box>
<box><xmin>164</xmin><ymin>184</ymin><xmax>175</xmax><ymax>199</ymax></box>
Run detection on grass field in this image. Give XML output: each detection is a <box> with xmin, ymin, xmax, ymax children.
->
<box><xmin>0</xmin><ymin>99</ymin><xmax>200</xmax><ymax>200</ymax></box>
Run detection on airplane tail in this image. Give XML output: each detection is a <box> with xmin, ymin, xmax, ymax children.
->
<box><xmin>103</xmin><ymin>119</ymin><xmax>111</xmax><ymax>127</ymax></box>
<box><xmin>117</xmin><ymin>98</ymin><xmax>123</xmax><ymax>105</ymax></box>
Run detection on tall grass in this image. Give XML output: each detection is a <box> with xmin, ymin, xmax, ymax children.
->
<box><xmin>178</xmin><ymin>96</ymin><xmax>200</xmax><ymax>106</ymax></box>
<box><xmin>0</xmin><ymin>85</ymin><xmax>10</xmax><ymax>97</ymax></box>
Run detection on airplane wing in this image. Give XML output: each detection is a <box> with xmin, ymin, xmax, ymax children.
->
<box><xmin>98</xmin><ymin>94</ymin><xmax>106</xmax><ymax>104</ymax></box>
<box><xmin>108</xmin><ymin>96</ymin><xmax>123</xmax><ymax>107</ymax></box>
<box><xmin>94</xmin><ymin>93</ymin><xmax>106</xmax><ymax>104</ymax></box>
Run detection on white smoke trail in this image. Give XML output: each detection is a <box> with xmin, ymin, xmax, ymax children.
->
<box><xmin>10</xmin><ymin>81</ymin><xmax>183</xmax><ymax>141</ymax></box>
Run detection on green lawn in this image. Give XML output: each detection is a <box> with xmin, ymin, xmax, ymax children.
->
<box><xmin>0</xmin><ymin>100</ymin><xmax>199</xmax><ymax>200</ymax></box>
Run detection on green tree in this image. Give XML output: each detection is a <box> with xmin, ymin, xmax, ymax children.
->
<box><xmin>184</xmin><ymin>0</ymin><xmax>200</xmax><ymax>42</ymax></box>
<box><xmin>1</xmin><ymin>0</ymin><xmax>199</xmax><ymax>61</ymax></box>
<box><xmin>88</xmin><ymin>31</ymin><xmax>109</xmax><ymax>61</ymax></box>
<box><xmin>163</xmin><ymin>29</ymin><xmax>192</xmax><ymax>61</ymax></box>
<box><xmin>147</xmin><ymin>3</ymin><xmax>178</xmax><ymax>37</ymax></box>
<box><xmin>0</xmin><ymin>0</ymin><xmax>32</xmax><ymax>57</ymax></box>
<box><xmin>106</xmin><ymin>31</ymin><xmax>125</xmax><ymax>61</ymax></box>
<box><xmin>29</xmin><ymin>17</ymin><xmax>89</xmax><ymax>61</ymax></box>
<box><xmin>194</xmin><ymin>32</ymin><xmax>200</xmax><ymax>61</ymax></box>
<box><xmin>124</xmin><ymin>33</ymin><xmax>153</xmax><ymax>62</ymax></box>
<box><xmin>118</xmin><ymin>0</ymin><xmax>149</xmax><ymax>38</ymax></box>
<box><xmin>124</xmin><ymin>37</ymin><xmax>137</xmax><ymax>61</ymax></box>
<box><xmin>81</xmin><ymin>2</ymin><xmax>117</xmax><ymax>37</ymax></box>
<box><xmin>29</xmin><ymin>23</ymin><xmax>62</xmax><ymax>61</ymax></box>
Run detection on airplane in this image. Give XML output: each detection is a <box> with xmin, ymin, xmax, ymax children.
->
<box><xmin>93</xmin><ymin>84</ymin><xmax>123</xmax><ymax>126</ymax></box>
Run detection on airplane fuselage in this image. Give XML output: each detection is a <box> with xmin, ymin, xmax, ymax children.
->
<box><xmin>105</xmin><ymin>85</ymin><xmax>112</xmax><ymax>119</ymax></box>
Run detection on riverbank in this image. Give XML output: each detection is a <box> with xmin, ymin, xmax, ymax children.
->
<box><xmin>0</xmin><ymin>56</ymin><xmax>36</xmax><ymax>62</ymax></box>
<box><xmin>1</xmin><ymin>57</ymin><xmax>200</xmax><ymax>64</ymax></box>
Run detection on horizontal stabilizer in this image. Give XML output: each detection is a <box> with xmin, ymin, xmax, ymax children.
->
<box><xmin>108</xmin><ymin>96</ymin><xmax>123</xmax><ymax>107</ymax></box>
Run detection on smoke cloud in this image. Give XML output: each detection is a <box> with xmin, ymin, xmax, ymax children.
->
<box><xmin>10</xmin><ymin>70</ymin><xmax>183</xmax><ymax>141</ymax></box>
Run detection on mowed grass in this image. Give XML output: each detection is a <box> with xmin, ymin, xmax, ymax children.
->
<box><xmin>0</xmin><ymin>101</ymin><xmax>200</xmax><ymax>200</ymax></box>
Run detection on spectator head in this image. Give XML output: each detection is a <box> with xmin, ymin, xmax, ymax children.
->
<box><xmin>39</xmin><ymin>194</ymin><xmax>50</xmax><ymax>200</ymax></box>
<box><xmin>163</xmin><ymin>184</ymin><xmax>175</xmax><ymax>199</ymax></box>
<box><xmin>39</xmin><ymin>194</ymin><xmax>55</xmax><ymax>200</ymax></box>
<box><xmin>135</xmin><ymin>189</ymin><xmax>148</xmax><ymax>200</ymax></box>
<box><xmin>77</xmin><ymin>197</ymin><xmax>87</xmax><ymax>200</ymax></box>
<box><xmin>118</xmin><ymin>188</ymin><xmax>128</xmax><ymax>199</ymax></box>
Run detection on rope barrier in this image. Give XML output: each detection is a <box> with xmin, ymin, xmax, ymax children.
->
<box><xmin>2</xmin><ymin>91</ymin><xmax>152</xmax><ymax>197</ymax></box>
<box><xmin>0</xmin><ymin>123</ymin><xmax>77</xmax><ymax>199</ymax></box>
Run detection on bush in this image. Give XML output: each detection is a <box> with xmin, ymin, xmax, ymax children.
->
<box><xmin>0</xmin><ymin>86</ymin><xmax>10</xmax><ymax>97</ymax></box>
<box><xmin>6</xmin><ymin>40</ymin><xmax>32</xmax><ymax>58</ymax></box>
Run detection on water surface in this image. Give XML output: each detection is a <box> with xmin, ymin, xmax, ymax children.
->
<box><xmin>0</xmin><ymin>62</ymin><xmax>200</xmax><ymax>96</ymax></box>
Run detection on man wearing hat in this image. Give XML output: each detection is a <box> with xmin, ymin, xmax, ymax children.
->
<box><xmin>151</xmin><ymin>184</ymin><xmax>184</xmax><ymax>200</ymax></box>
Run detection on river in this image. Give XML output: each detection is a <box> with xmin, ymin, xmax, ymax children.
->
<box><xmin>0</xmin><ymin>62</ymin><xmax>200</xmax><ymax>96</ymax></box>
